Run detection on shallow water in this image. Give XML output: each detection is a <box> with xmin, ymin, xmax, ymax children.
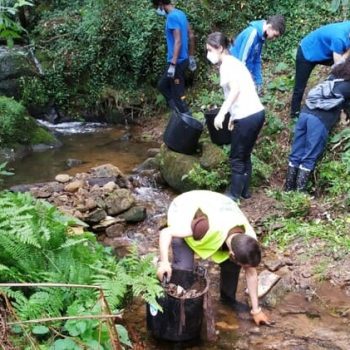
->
<box><xmin>2</xmin><ymin>124</ymin><xmax>158</xmax><ymax>189</ymax></box>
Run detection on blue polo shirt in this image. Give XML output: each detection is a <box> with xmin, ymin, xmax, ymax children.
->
<box><xmin>300</xmin><ymin>21</ymin><xmax>350</xmax><ymax>62</ymax></box>
<box><xmin>165</xmin><ymin>9</ymin><xmax>189</xmax><ymax>63</ymax></box>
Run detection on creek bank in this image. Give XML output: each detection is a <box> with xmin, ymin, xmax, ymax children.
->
<box><xmin>10</xmin><ymin>163</ymin><xmax>164</xmax><ymax>258</ymax></box>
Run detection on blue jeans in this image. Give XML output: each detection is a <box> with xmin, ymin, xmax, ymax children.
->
<box><xmin>288</xmin><ymin>112</ymin><xmax>328</xmax><ymax>171</ymax></box>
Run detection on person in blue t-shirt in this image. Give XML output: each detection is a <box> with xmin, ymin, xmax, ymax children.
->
<box><xmin>230</xmin><ymin>15</ymin><xmax>285</xmax><ymax>95</ymax></box>
<box><xmin>290</xmin><ymin>21</ymin><xmax>350</xmax><ymax>119</ymax></box>
<box><xmin>152</xmin><ymin>0</ymin><xmax>196</xmax><ymax>113</ymax></box>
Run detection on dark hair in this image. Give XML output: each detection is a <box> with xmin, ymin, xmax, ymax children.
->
<box><xmin>267</xmin><ymin>15</ymin><xmax>286</xmax><ymax>35</ymax></box>
<box><xmin>152</xmin><ymin>0</ymin><xmax>171</xmax><ymax>7</ymax></box>
<box><xmin>331</xmin><ymin>56</ymin><xmax>350</xmax><ymax>80</ymax></box>
<box><xmin>206</xmin><ymin>32</ymin><xmax>230</xmax><ymax>50</ymax></box>
<box><xmin>230</xmin><ymin>234</ymin><xmax>261</xmax><ymax>267</ymax></box>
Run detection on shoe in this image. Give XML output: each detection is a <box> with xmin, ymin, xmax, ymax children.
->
<box><xmin>228</xmin><ymin>173</ymin><xmax>246</xmax><ymax>201</ymax></box>
<box><xmin>241</xmin><ymin>172</ymin><xmax>252</xmax><ymax>199</ymax></box>
<box><xmin>284</xmin><ymin>164</ymin><xmax>298</xmax><ymax>192</ymax></box>
<box><xmin>296</xmin><ymin>167</ymin><xmax>311</xmax><ymax>192</ymax></box>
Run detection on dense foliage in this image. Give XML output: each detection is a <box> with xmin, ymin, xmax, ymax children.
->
<box><xmin>0</xmin><ymin>191</ymin><xmax>163</xmax><ymax>349</ymax></box>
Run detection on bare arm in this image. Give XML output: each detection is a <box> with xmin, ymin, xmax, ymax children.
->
<box><xmin>188</xmin><ymin>24</ymin><xmax>195</xmax><ymax>56</ymax></box>
<box><xmin>244</xmin><ymin>266</ymin><xmax>260</xmax><ymax>312</ymax></box>
<box><xmin>333</xmin><ymin>49</ymin><xmax>350</xmax><ymax>64</ymax></box>
<box><xmin>171</xmin><ymin>29</ymin><xmax>182</xmax><ymax>65</ymax></box>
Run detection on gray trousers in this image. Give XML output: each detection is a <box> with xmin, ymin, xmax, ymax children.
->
<box><xmin>172</xmin><ymin>238</ymin><xmax>241</xmax><ymax>302</ymax></box>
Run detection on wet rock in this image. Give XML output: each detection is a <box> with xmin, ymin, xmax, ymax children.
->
<box><xmin>55</xmin><ymin>174</ymin><xmax>71</xmax><ymax>183</ymax></box>
<box><xmin>104</xmin><ymin>189</ymin><xmax>135</xmax><ymax>216</ymax></box>
<box><xmin>92</xmin><ymin>217</ymin><xmax>124</xmax><ymax>232</ymax></box>
<box><xmin>105</xmin><ymin>223</ymin><xmax>126</xmax><ymax>237</ymax></box>
<box><xmin>65</xmin><ymin>158</ymin><xmax>83</xmax><ymax>169</ymax></box>
<box><xmin>103</xmin><ymin>181</ymin><xmax>117</xmax><ymax>192</ymax></box>
<box><xmin>64</xmin><ymin>180</ymin><xmax>84</xmax><ymax>193</ymax></box>
<box><xmin>261</xmin><ymin>276</ymin><xmax>292</xmax><ymax>308</ymax></box>
<box><xmin>85</xmin><ymin>208</ymin><xmax>107</xmax><ymax>224</ymax></box>
<box><xmin>134</xmin><ymin>157</ymin><xmax>159</xmax><ymax>172</ymax></box>
<box><xmin>118</xmin><ymin>206</ymin><xmax>147</xmax><ymax>223</ymax></box>
<box><xmin>264</xmin><ymin>259</ymin><xmax>285</xmax><ymax>272</ymax></box>
<box><xmin>87</xmin><ymin>176</ymin><xmax>117</xmax><ymax>187</ymax></box>
<box><xmin>30</xmin><ymin>188</ymin><xmax>51</xmax><ymax>198</ymax></box>
<box><xmin>257</xmin><ymin>270</ymin><xmax>281</xmax><ymax>298</ymax></box>
<box><xmin>91</xmin><ymin>164</ymin><xmax>124</xmax><ymax>178</ymax></box>
<box><xmin>147</xmin><ymin>148</ymin><xmax>160</xmax><ymax>157</ymax></box>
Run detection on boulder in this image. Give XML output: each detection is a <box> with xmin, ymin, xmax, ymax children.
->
<box><xmin>158</xmin><ymin>144</ymin><xmax>200</xmax><ymax>193</ymax></box>
<box><xmin>104</xmin><ymin>189</ymin><xmax>135</xmax><ymax>215</ymax></box>
<box><xmin>133</xmin><ymin>157</ymin><xmax>160</xmax><ymax>172</ymax></box>
<box><xmin>64</xmin><ymin>180</ymin><xmax>84</xmax><ymax>193</ymax></box>
<box><xmin>199</xmin><ymin>142</ymin><xmax>227</xmax><ymax>170</ymax></box>
<box><xmin>106</xmin><ymin>223</ymin><xmax>127</xmax><ymax>238</ymax></box>
<box><xmin>0</xmin><ymin>47</ymin><xmax>38</xmax><ymax>99</ymax></box>
<box><xmin>85</xmin><ymin>208</ymin><xmax>107</xmax><ymax>224</ymax></box>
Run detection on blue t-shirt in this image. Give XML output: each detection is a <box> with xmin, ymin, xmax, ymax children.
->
<box><xmin>300</xmin><ymin>21</ymin><xmax>350</xmax><ymax>62</ymax></box>
<box><xmin>165</xmin><ymin>9</ymin><xmax>189</xmax><ymax>63</ymax></box>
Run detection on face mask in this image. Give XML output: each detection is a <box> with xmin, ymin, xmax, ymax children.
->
<box><xmin>207</xmin><ymin>51</ymin><xmax>220</xmax><ymax>64</ymax></box>
<box><xmin>156</xmin><ymin>7</ymin><xmax>167</xmax><ymax>16</ymax></box>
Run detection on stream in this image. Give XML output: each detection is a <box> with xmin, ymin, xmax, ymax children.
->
<box><xmin>3</xmin><ymin>122</ymin><xmax>350</xmax><ymax>349</ymax></box>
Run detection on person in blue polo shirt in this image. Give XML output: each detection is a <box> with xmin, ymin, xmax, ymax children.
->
<box><xmin>230</xmin><ymin>15</ymin><xmax>285</xmax><ymax>95</ymax></box>
<box><xmin>290</xmin><ymin>21</ymin><xmax>350</xmax><ymax>119</ymax></box>
<box><xmin>152</xmin><ymin>0</ymin><xmax>196</xmax><ymax>113</ymax></box>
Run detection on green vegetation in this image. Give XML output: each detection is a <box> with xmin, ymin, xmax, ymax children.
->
<box><xmin>0</xmin><ymin>96</ymin><xmax>54</xmax><ymax>147</ymax></box>
<box><xmin>0</xmin><ymin>191</ymin><xmax>163</xmax><ymax>349</ymax></box>
<box><xmin>0</xmin><ymin>0</ymin><xmax>33</xmax><ymax>46</ymax></box>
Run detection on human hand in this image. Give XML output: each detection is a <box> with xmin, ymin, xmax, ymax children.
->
<box><xmin>167</xmin><ymin>64</ymin><xmax>176</xmax><ymax>78</ymax></box>
<box><xmin>189</xmin><ymin>56</ymin><xmax>197</xmax><ymax>71</ymax></box>
<box><xmin>251</xmin><ymin>309</ymin><xmax>271</xmax><ymax>326</ymax></box>
<box><xmin>228</xmin><ymin>119</ymin><xmax>234</xmax><ymax>131</ymax></box>
<box><xmin>214</xmin><ymin>113</ymin><xmax>225</xmax><ymax>130</ymax></box>
<box><xmin>157</xmin><ymin>261</ymin><xmax>172</xmax><ymax>282</ymax></box>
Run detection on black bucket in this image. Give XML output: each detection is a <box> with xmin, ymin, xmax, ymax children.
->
<box><xmin>147</xmin><ymin>268</ymin><xmax>209</xmax><ymax>342</ymax></box>
<box><xmin>163</xmin><ymin>110</ymin><xmax>203</xmax><ymax>155</ymax></box>
<box><xmin>204</xmin><ymin>108</ymin><xmax>232</xmax><ymax>145</ymax></box>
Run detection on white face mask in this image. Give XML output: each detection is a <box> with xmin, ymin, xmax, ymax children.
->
<box><xmin>156</xmin><ymin>7</ymin><xmax>167</xmax><ymax>16</ymax></box>
<box><xmin>207</xmin><ymin>51</ymin><xmax>220</xmax><ymax>64</ymax></box>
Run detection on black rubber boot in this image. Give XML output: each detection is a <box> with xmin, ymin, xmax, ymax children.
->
<box><xmin>241</xmin><ymin>172</ymin><xmax>252</xmax><ymax>199</ymax></box>
<box><xmin>227</xmin><ymin>173</ymin><xmax>246</xmax><ymax>201</ymax></box>
<box><xmin>220</xmin><ymin>260</ymin><xmax>250</xmax><ymax>315</ymax></box>
<box><xmin>284</xmin><ymin>165</ymin><xmax>298</xmax><ymax>192</ymax></box>
<box><xmin>296</xmin><ymin>167</ymin><xmax>311</xmax><ymax>192</ymax></box>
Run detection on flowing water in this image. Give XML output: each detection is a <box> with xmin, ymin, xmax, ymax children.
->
<box><xmin>2</xmin><ymin>122</ymin><xmax>159</xmax><ymax>189</ymax></box>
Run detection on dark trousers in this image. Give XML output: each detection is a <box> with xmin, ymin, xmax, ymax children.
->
<box><xmin>172</xmin><ymin>238</ymin><xmax>241</xmax><ymax>301</ymax></box>
<box><xmin>230</xmin><ymin>110</ymin><xmax>265</xmax><ymax>174</ymax></box>
<box><xmin>288</xmin><ymin>112</ymin><xmax>329</xmax><ymax>171</ymax></box>
<box><xmin>290</xmin><ymin>46</ymin><xmax>333</xmax><ymax>118</ymax></box>
<box><xmin>158</xmin><ymin>59</ymin><xmax>189</xmax><ymax>113</ymax></box>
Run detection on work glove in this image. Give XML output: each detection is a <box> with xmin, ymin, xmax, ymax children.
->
<box><xmin>157</xmin><ymin>261</ymin><xmax>172</xmax><ymax>282</ymax></box>
<box><xmin>214</xmin><ymin>112</ymin><xmax>225</xmax><ymax>130</ymax></box>
<box><xmin>188</xmin><ymin>56</ymin><xmax>197</xmax><ymax>72</ymax></box>
<box><xmin>251</xmin><ymin>308</ymin><xmax>271</xmax><ymax>326</ymax></box>
<box><xmin>167</xmin><ymin>64</ymin><xmax>176</xmax><ymax>78</ymax></box>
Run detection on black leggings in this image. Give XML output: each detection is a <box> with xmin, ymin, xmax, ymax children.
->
<box><xmin>290</xmin><ymin>46</ymin><xmax>333</xmax><ymax>118</ymax></box>
<box><xmin>230</xmin><ymin>110</ymin><xmax>265</xmax><ymax>174</ymax></box>
<box><xmin>158</xmin><ymin>59</ymin><xmax>189</xmax><ymax>113</ymax></box>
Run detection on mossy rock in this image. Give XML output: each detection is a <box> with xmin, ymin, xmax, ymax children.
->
<box><xmin>30</xmin><ymin>127</ymin><xmax>57</xmax><ymax>145</ymax></box>
<box><xmin>159</xmin><ymin>144</ymin><xmax>201</xmax><ymax>193</ymax></box>
<box><xmin>199</xmin><ymin>141</ymin><xmax>227</xmax><ymax>170</ymax></box>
